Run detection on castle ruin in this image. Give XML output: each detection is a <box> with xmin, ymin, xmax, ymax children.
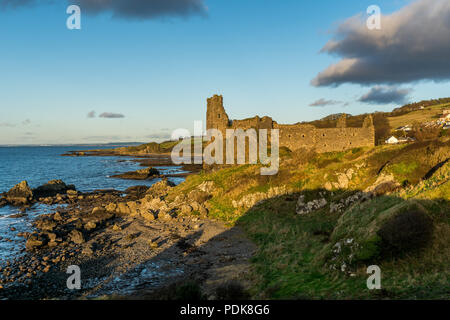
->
<box><xmin>206</xmin><ymin>95</ymin><xmax>375</xmax><ymax>153</ymax></box>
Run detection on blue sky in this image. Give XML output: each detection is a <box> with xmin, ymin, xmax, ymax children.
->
<box><xmin>0</xmin><ymin>0</ymin><xmax>449</xmax><ymax>144</ymax></box>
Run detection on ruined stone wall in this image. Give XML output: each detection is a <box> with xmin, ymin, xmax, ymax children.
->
<box><xmin>207</xmin><ymin>95</ymin><xmax>230</xmax><ymax>131</ymax></box>
<box><xmin>206</xmin><ymin>95</ymin><xmax>375</xmax><ymax>155</ymax></box>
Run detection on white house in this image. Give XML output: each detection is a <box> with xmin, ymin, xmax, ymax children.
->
<box><xmin>385</xmin><ymin>136</ymin><xmax>399</xmax><ymax>144</ymax></box>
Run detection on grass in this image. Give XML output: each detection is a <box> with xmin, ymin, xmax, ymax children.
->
<box><xmin>387</xmin><ymin>103</ymin><xmax>450</xmax><ymax>129</ymax></box>
<box><xmin>165</xmin><ymin>137</ymin><xmax>450</xmax><ymax>299</ymax></box>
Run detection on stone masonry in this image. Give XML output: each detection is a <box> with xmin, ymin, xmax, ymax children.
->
<box><xmin>206</xmin><ymin>95</ymin><xmax>375</xmax><ymax>154</ymax></box>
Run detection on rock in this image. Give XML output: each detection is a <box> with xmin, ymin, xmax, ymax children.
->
<box><xmin>146</xmin><ymin>179</ymin><xmax>175</xmax><ymax>198</ymax></box>
<box><xmin>116</xmin><ymin>202</ymin><xmax>131</xmax><ymax>215</ymax></box>
<box><xmin>141</xmin><ymin>211</ymin><xmax>156</xmax><ymax>221</ymax></box>
<box><xmin>329</xmin><ymin>191</ymin><xmax>372</xmax><ymax>213</ymax></box>
<box><xmin>35</xmin><ymin>218</ymin><xmax>57</xmax><ymax>232</ymax></box>
<box><xmin>6</xmin><ymin>181</ymin><xmax>33</xmax><ymax>205</ymax></box>
<box><xmin>141</xmin><ymin>197</ymin><xmax>169</xmax><ymax>212</ymax></box>
<box><xmin>83</xmin><ymin>209</ymin><xmax>114</xmax><ymax>225</ymax></box>
<box><xmin>26</xmin><ymin>235</ymin><xmax>45</xmax><ymax>250</ymax></box>
<box><xmin>198</xmin><ymin>181</ymin><xmax>215</xmax><ymax>194</ymax></box>
<box><xmin>296</xmin><ymin>196</ymin><xmax>327</xmax><ymax>215</ymax></box>
<box><xmin>53</xmin><ymin>212</ymin><xmax>63</xmax><ymax>221</ymax></box>
<box><xmin>33</xmin><ymin>180</ymin><xmax>75</xmax><ymax>198</ymax></box>
<box><xmin>111</xmin><ymin>167</ymin><xmax>160</xmax><ymax>180</ymax></box>
<box><xmin>82</xmin><ymin>244</ymin><xmax>94</xmax><ymax>256</ymax></box>
<box><xmin>365</xmin><ymin>174</ymin><xmax>400</xmax><ymax>196</ymax></box>
<box><xmin>92</xmin><ymin>207</ymin><xmax>103</xmax><ymax>215</ymax></box>
<box><xmin>69</xmin><ymin>230</ymin><xmax>85</xmax><ymax>244</ymax></box>
<box><xmin>126</xmin><ymin>201</ymin><xmax>141</xmax><ymax>216</ymax></box>
<box><xmin>67</xmin><ymin>190</ymin><xmax>78</xmax><ymax>196</ymax></box>
<box><xmin>158</xmin><ymin>212</ymin><xmax>173</xmax><ymax>221</ymax></box>
<box><xmin>232</xmin><ymin>186</ymin><xmax>291</xmax><ymax>209</ymax></box>
<box><xmin>337</xmin><ymin>173</ymin><xmax>349</xmax><ymax>189</ymax></box>
<box><xmin>84</xmin><ymin>221</ymin><xmax>97</xmax><ymax>231</ymax></box>
<box><xmin>198</xmin><ymin>205</ymin><xmax>209</xmax><ymax>217</ymax></box>
<box><xmin>187</xmin><ymin>189</ymin><xmax>211</xmax><ymax>204</ymax></box>
<box><xmin>179</xmin><ymin>204</ymin><xmax>193</xmax><ymax>215</ymax></box>
<box><xmin>372</xmin><ymin>181</ymin><xmax>400</xmax><ymax>196</ymax></box>
<box><xmin>125</xmin><ymin>185</ymin><xmax>149</xmax><ymax>199</ymax></box>
<box><xmin>346</xmin><ymin>168</ymin><xmax>355</xmax><ymax>180</ymax></box>
<box><xmin>105</xmin><ymin>202</ymin><xmax>118</xmax><ymax>212</ymax></box>
<box><xmin>112</xmin><ymin>224</ymin><xmax>122</xmax><ymax>231</ymax></box>
<box><xmin>148</xmin><ymin>241</ymin><xmax>159</xmax><ymax>249</ymax></box>
<box><xmin>46</xmin><ymin>233</ymin><xmax>57</xmax><ymax>242</ymax></box>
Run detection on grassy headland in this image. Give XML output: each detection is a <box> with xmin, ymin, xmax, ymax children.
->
<box><xmin>166</xmin><ymin>136</ymin><xmax>449</xmax><ymax>299</ymax></box>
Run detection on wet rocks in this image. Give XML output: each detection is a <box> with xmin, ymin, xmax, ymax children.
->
<box><xmin>111</xmin><ymin>167</ymin><xmax>160</xmax><ymax>180</ymax></box>
<box><xmin>5</xmin><ymin>181</ymin><xmax>33</xmax><ymax>205</ymax></box>
<box><xmin>33</xmin><ymin>180</ymin><xmax>76</xmax><ymax>198</ymax></box>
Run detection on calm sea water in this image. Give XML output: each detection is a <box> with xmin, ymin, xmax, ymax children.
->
<box><xmin>0</xmin><ymin>145</ymin><xmax>185</xmax><ymax>264</ymax></box>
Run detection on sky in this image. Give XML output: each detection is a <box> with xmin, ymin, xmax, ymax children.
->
<box><xmin>0</xmin><ymin>0</ymin><xmax>449</xmax><ymax>145</ymax></box>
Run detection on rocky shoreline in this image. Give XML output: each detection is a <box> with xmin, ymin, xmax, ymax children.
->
<box><xmin>0</xmin><ymin>165</ymin><xmax>254</xmax><ymax>299</ymax></box>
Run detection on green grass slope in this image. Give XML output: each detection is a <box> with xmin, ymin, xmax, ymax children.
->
<box><xmin>167</xmin><ymin>137</ymin><xmax>450</xmax><ymax>299</ymax></box>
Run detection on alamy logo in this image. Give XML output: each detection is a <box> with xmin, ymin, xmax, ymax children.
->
<box><xmin>367</xmin><ymin>5</ymin><xmax>381</xmax><ymax>30</ymax></box>
<box><xmin>171</xmin><ymin>121</ymin><xmax>279</xmax><ymax>176</ymax></box>
<box><xmin>66</xmin><ymin>265</ymin><xmax>81</xmax><ymax>290</ymax></box>
<box><xmin>66</xmin><ymin>5</ymin><xmax>81</xmax><ymax>30</ymax></box>
<box><xmin>366</xmin><ymin>265</ymin><xmax>381</xmax><ymax>290</ymax></box>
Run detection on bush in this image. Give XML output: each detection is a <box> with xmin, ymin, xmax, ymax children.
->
<box><xmin>146</xmin><ymin>280</ymin><xmax>206</xmax><ymax>300</ymax></box>
<box><xmin>377</xmin><ymin>209</ymin><xmax>434</xmax><ymax>255</ymax></box>
<box><xmin>215</xmin><ymin>281</ymin><xmax>250</xmax><ymax>300</ymax></box>
<box><xmin>411</xmin><ymin>124</ymin><xmax>441</xmax><ymax>141</ymax></box>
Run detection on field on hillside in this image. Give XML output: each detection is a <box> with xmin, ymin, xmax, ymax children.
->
<box><xmin>387</xmin><ymin>103</ymin><xmax>450</xmax><ymax>129</ymax></box>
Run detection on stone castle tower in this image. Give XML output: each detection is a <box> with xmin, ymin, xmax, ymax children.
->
<box><xmin>207</xmin><ymin>95</ymin><xmax>230</xmax><ymax>131</ymax></box>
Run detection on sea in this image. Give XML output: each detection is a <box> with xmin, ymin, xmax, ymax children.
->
<box><xmin>0</xmin><ymin>145</ymin><xmax>185</xmax><ymax>264</ymax></box>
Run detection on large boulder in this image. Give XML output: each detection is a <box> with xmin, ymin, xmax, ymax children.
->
<box><xmin>33</xmin><ymin>180</ymin><xmax>76</xmax><ymax>198</ymax></box>
<box><xmin>6</xmin><ymin>181</ymin><xmax>33</xmax><ymax>205</ymax></box>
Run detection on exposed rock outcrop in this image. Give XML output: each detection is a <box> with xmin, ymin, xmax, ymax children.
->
<box><xmin>296</xmin><ymin>195</ymin><xmax>327</xmax><ymax>215</ymax></box>
<box><xmin>5</xmin><ymin>181</ymin><xmax>33</xmax><ymax>205</ymax></box>
<box><xmin>33</xmin><ymin>180</ymin><xmax>76</xmax><ymax>199</ymax></box>
<box><xmin>111</xmin><ymin>167</ymin><xmax>160</xmax><ymax>180</ymax></box>
<box><xmin>365</xmin><ymin>174</ymin><xmax>401</xmax><ymax>196</ymax></box>
<box><xmin>232</xmin><ymin>186</ymin><xmax>292</xmax><ymax>209</ymax></box>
